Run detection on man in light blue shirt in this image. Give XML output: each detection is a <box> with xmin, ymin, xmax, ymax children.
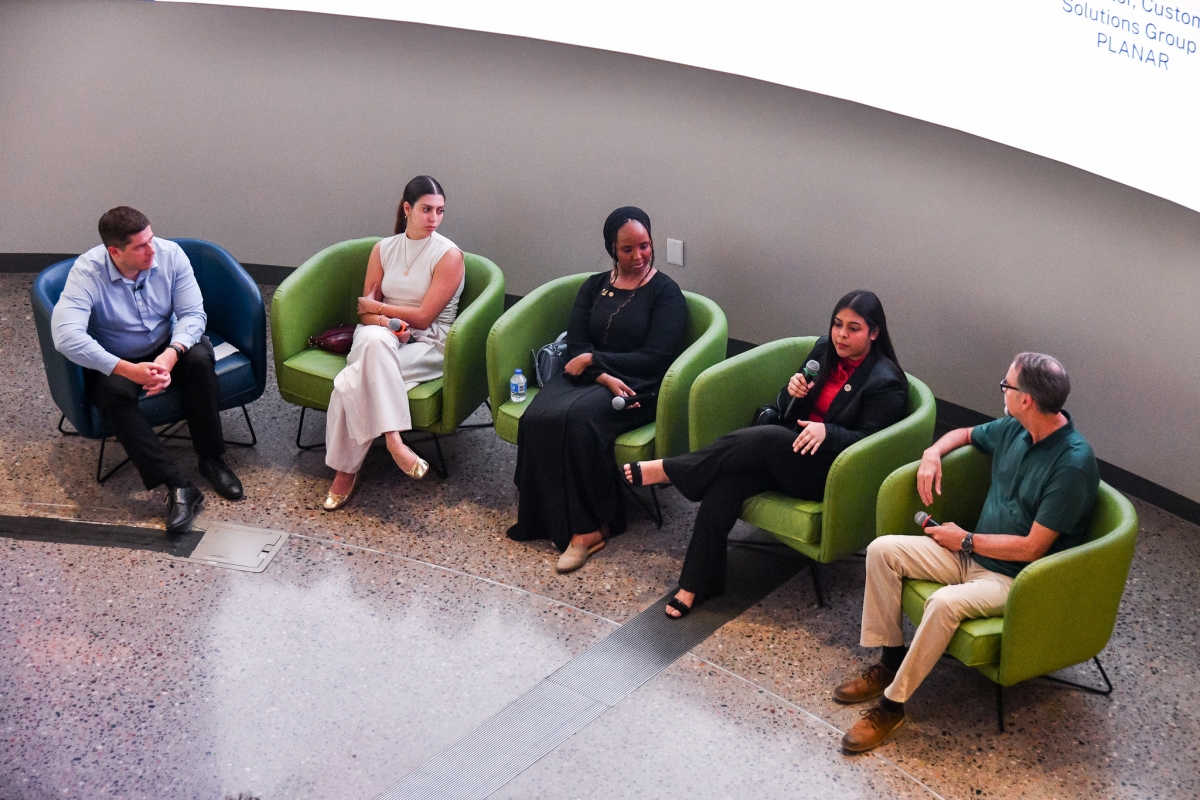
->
<box><xmin>51</xmin><ymin>207</ymin><xmax>244</xmax><ymax>532</ymax></box>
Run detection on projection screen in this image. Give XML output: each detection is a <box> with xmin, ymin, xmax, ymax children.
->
<box><xmin>159</xmin><ymin>0</ymin><xmax>1200</xmax><ymax>213</ymax></box>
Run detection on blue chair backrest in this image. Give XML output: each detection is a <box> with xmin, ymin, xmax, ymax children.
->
<box><xmin>31</xmin><ymin>260</ymin><xmax>91</xmax><ymax>434</ymax></box>
<box><xmin>173</xmin><ymin>239</ymin><xmax>267</xmax><ymax>394</ymax></box>
<box><xmin>29</xmin><ymin>240</ymin><xmax>267</xmax><ymax>438</ymax></box>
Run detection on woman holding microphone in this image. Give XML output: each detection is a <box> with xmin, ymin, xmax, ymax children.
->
<box><xmin>624</xmin><ymin>290</ymin><xmax>908</xmax><ymax>617</ymax></box>
<box><xmin>321</xmin><ymin>176</ymin><xmax>465</xmax><ymax>510</ymax></box>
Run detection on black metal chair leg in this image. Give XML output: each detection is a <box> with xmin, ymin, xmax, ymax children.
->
<box><xmin>234</xmin><ymin>405</ymin><xmax>258</xmax><ymax>447</ymax></box>
<box><xmin>96</xmin><ymin>437</ymin><xmax>132</xmax><ymax>484</ymax></box>
<box><xmin>94</xmin><ymin>420</ymin><xmax>190</xmax><ymax>484</ymax></box>
<box><xmin>69</xmin><ymin>405</ymin><xmax>260</xmax><ymax>484</ymax></box>
<box><xmin>295</xmin><ymin>406</ymin><xmax>325</xmax><ymax>451</ymax></box>
<box><xmin>423</xmin><ymin>433</ymin><xmax>449</xmax><ymax>478</ymax></box>
<box><xmin>1041</xmin><ymin>656</ymin><xmax>1114</xmax><ymax>695</ymax></box>
<box><xmin>159</xmin><ymin>408</ymin><xmax>256</xmax><ymax>448</ymax></box>
<box><xmin>809</xmin><ymin>559</ymin><xmax>827</xmax><ymax>607</ymax></box>
<box><xmin>620</xmin><ymin>479</ymin><xmax>663</xmax><ymax>527</ymax></box>
<box><xmin>219</xmin><ymin>407</ymin><xmax>259</xmax><ymax>450</ymax></box>
<box><xmin>397</xmin><ymin>431</ymin><xmax>449</xmax><ymax>478</ymax></box>
<box><xmin>433</xmin><ymin>434</ymin><xmax>448</xmax><ymax>477</ymax></box>
<box><xmin>991</xmin><ymin>657</ymin><xmax>1112</xmax><ymax>736</ymax></box>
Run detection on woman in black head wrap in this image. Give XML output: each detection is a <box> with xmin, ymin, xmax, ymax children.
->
<box><xmin>507</xmin><ymin>207</ymin><xmax>688</xmax><ymax>573</ymax></box>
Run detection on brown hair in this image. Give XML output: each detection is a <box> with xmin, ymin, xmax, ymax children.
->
<box><xmin>394</xmin><ymin>176</ymin><xmax>445</xmax><ymax>235</ymax></box>
<box><xmin>98</xmin><ymin>206</ymin><xmax>151</xmax><ymax>249</ymax></box>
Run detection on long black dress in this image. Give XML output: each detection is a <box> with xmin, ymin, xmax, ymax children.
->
<box><xmin>507</xmin><ymin>270</ymin><xmax>688</xmax><ymax>550</ymax></box>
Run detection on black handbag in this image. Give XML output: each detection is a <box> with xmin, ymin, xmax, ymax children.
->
<box><xmin>752</xmin><ymin>403</ymin><xmax>782</xmax><ymax>427</ymax></box>
<box><xmin>532</xmin><ymin>332</ymin><xmax>569</xmax><ymax>387</ymax></box>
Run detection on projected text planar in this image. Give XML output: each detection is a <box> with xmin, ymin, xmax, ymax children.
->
<box><xmin>1063</xmin><ymin>0</ymin><xmax>1199</xmax><ymax>69</ymax></box>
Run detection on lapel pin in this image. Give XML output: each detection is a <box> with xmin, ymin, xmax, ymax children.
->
<box><xmin>844</xmin><ymin>384</ymin><xmax>852</xmax><ymax>391</ymax></box>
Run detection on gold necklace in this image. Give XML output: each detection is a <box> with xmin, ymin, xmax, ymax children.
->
<box><xmin>403</xmin><ymin>233</ymin><xmax>433</xmax><ymax>277</ymax></box>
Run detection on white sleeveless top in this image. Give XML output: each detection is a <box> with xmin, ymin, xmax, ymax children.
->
<box><xmin>378</xmin><ymin>231</ymin><xmax>464</xmax><ymax>338</ymax></box>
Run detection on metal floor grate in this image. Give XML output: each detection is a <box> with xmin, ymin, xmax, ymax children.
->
<box><xmin>377</xmin><ymin>542</ymin><xmax>804</xmax><ymax>799</ymax></box>
<box><xmin>378</xmin><ymin>682</ymin><xmax>608</xmax><ymax>800</ymax></box>
<box><xmin>168</xmin><ymin>521</ymin><xmax>289</xmax><ymax>572</ymax></box>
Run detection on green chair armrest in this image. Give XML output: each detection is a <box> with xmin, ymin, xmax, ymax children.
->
<box><xmin>997</xmin><ymin>482</ymin><xmax>1138</xmax><ymax>685</ymax></box>
<box><xmin>432</xmin><ymin>253</ymin><xmax>505</xmax><ymax>434</ymax></box>
<box><xmin>655</xmin><ymin>293</ymin><xmax>727</xmax><ymax>458</ymax></box>
<box><xmin>270</xmin><ymin>237</ymin><xmax>379</xmax><ymax>371</ymax></box>
<box><xmin>688</xmin><ymin>337</ymin><xmax>817</xmax><ymax>452</ymax></box>
<box><xmin>876</xmin><ymin>445</ymin><xmax>993</xmax><ymax>537</ymax></box>
<box><xmin>486</xmin><ymin>273</ymin><xmax>591</xmax><ymax>435</ymax></box>
<box><xmin>819</xmin><ymin>375</ymin><xmax>936</xmax><ymax>562</ymax></box>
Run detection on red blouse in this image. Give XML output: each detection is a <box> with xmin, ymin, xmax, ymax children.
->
<box><xmin>808</xmin><ymin>355</ymin><xmax>866</xmax><ymax>423</ymax></box>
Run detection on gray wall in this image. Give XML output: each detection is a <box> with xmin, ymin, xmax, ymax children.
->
<box><xmin>3</xmin><ymin>0</ymin><xmax>1199</xmax><ymax>500</ymax></box>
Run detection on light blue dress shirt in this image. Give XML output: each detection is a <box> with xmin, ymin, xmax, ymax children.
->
<box><xmin>51</xmin><ymin>238</ymin><xmax>207</xmax><ymax>375</ymax></box>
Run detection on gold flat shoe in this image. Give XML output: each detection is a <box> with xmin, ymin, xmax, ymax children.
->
<box><xmin>393</xmin><ymin>449</ymin><xmax>429</xmax><ymax>480</ymax></box>
<box><xmin>322</xmin><ymin>472</ymin><xmax>361</xmax><ymax>511</ymax></box>
<box><xmin>400</xmin><ymin>453</ymin><xmax>429</xmax><ymax>479</ymax></box>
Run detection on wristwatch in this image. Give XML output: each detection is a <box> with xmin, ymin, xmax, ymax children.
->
<box><xmin>168</xmin><ymin>343</ymin><xmax>187</xmax><ymax>358</ymax></box>
<box><xmin>961</xmin><ymin>532</ymin><xmax>975</xmax><ymax>555</ymax></box>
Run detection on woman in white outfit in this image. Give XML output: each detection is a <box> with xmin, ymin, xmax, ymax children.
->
<box><xmin>322</xmin><ymin>175</ymin><xmax>466</xmax><ymax>510</ymax></box>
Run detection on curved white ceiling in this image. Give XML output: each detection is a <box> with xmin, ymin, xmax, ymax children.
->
<box><xmin>161</xmin><ymin>0</ymin><xmax>1200</xmax><ymax>213</ymax></box>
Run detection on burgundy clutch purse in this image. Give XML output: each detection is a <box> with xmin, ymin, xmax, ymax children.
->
<box><xmin>308</xmin><ymin>325</ymin><xmax>356</xmax><ymax>355</ymax></box>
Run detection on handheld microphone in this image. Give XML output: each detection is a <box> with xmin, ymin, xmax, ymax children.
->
<box><xmin>386</xmin><ymin>318</ymin><xmax>408</xmax><ymax>334</ymax></box>
<box><xmin>612</xmin><ymin>392</ymin><xmax>657</xmax><ymax>410</ymax></box>
<box><xmin>914</xmin><ymin>511</ymin><xmax>941</xmax><ymax>529</ymax></box>
<box><xmin>784</xmin><ymin>359</ymin><xmax>821</xmax><ymax>419</ymax></box>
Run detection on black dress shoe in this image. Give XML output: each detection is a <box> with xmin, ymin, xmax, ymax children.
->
<box><xmin>166</xmin><ymin>487</ymin><xmax>204</xmax><ymax>534</ymax></box>
<box><xmin>198</xmin><ymin>457</ymin><xmax>244</xmax><ymax>501</ymax></box>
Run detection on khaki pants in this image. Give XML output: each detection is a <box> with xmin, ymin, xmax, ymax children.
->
<box><xmin>862</xmin><ymin>535</ymin><xmax>1013</xmax><ymax>703</ymax></box>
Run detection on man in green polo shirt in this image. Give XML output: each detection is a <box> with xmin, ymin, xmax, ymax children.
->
<box><xmin>833</xmin><ymin>352</ymin><xmax>1099</xmax><ymax>753</ymax></box>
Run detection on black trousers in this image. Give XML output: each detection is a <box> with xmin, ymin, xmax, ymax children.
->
<box><xmin>662</xmin><ymin>425</ymin><xmax>834</xmax><ymax>598</ymax></box>
<box><xmin>87</xmin><ymin>338</ymin><xmax>225</xmax><ymax>489</ymax></box>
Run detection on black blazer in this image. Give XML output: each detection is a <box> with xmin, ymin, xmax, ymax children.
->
<box><xmin>772</xmin><ymin>336</ymin><xmax>909</xmax><ymax>458</ymax></box>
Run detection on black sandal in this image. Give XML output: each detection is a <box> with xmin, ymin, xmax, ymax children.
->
<box><xmin>623</xmin><ymin>462</ymin><xmax>643</xmax><ymax>486</ymax></box>
<box><xmin>665</xmin><ymin>597</ymin><xmax>692</xmax><ymax>619</ymax></box>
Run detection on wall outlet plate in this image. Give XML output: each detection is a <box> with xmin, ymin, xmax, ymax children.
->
<box><xmin>666</xmin><ymin>238</ymin><xmax>684</xmax><ymax>267</ymax></box>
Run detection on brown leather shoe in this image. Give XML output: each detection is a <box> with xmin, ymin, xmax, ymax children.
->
<box><xmin>833</xmin><ymin>662</ymin><xmax>896</xmax><ymax>704</ymax></box>
<box><xmin>842</xmin><ymin>703</ymin><xmax>906</xmax><ymax>753</ymax></box>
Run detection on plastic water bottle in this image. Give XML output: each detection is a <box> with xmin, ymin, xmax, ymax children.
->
<box><xmin>510</xmin><ymin>368</ymin><xmax>528</xmax><ymax>403</ymax></box>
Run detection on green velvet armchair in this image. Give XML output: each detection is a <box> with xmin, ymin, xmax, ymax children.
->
<box><xmin>688</xmin><ymin>336</ymin><xmax>936</xmax><ymax>603</ymax></box>
<box><xmin>485</xmin><ymin>272</ymin><xmax>728</xmax><ymax>525</ymax></box>
<box><xmin>875</xmin><ymin>445</ymin><xmax>1138</xmax><ymax>730</ymax></box>
<box><xmin>270</xmin><ymin>237</ymin><xmax>505</xmax><ymax>474</ymax></box>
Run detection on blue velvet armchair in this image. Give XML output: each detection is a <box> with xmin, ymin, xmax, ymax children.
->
<box><xmin>31</xmin><ymin>238</ymin><xmax>267</xmax><ymax>481</ymax></box>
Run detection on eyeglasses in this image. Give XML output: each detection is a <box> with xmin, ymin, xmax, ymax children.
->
<box><xmin>999</xmin><ymin>381</ymin><xmax>1024</xmax><ymax>394</ymax></box>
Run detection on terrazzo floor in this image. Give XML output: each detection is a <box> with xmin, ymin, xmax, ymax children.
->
<box><xmin>1</xmin><ymin>274</ymin><xmax>1197</xmax><ymax>798</ymax></box>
